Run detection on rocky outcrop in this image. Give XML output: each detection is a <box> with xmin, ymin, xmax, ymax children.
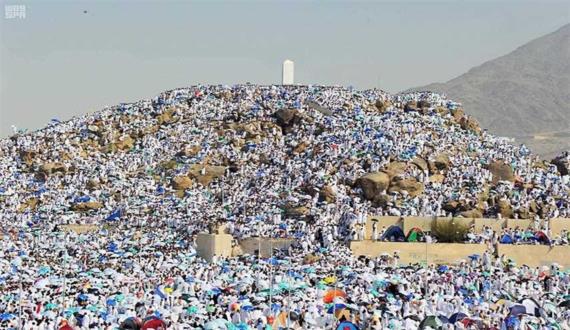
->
<box><xmin>459</xmin><ymin>209</ymin><xmax>483</xmax><ymax>218</ymax></box>
<box><xmin>388</xmin><ymin>177</ymin><xmax>424</xmax><ymax>197</ymax></box>
<box><xmin>459</xmin><ymin>116</ymin><xmax>482</xmax><ymax>135</ymax></box>
<box><xmin>497</xmin><ymin>199</ymin><xmax>513</xmax><ymax>218</ymax></box>
<box><xmin>356</xmin><ymin>172</ymin><xmax>390</xmax><ymax>200</ymax></box>
<box><xmin>171</xmin><ymin>176</ymin><xmax>193</xmax><ymax>190</ymax></box>
<box><xmin>551</xmin><ymin>153</ymin><xmax>569</xmax><ymax>176</ymax></box>
<box><xmin>488</xmin><ymin>160</ymin><xmax>515</xmax><ymax>183</ymax></box>
<box><xmin>429</xmin><ymin>153</ymin><xmax>451</xmax><ymax>173</ymax></box>
<box><xmin>273</xmin><ymin>109</ymin><xmax>302</xmax><ymax>134</ymax></box>
<box><xmin>71</xmin><ymin>201</ymin><xmax>103</xmax><ymax>212</ymax></box>
<box><xmin>319</xmin><ymin>185</ymin><xmax>336</xmax><ymax>203</ymax></box>
<box><xmin>188</xmin><ymin>164</ymin><xmax>227</xmax><ymax>186</ymax></box>
<box><xmin>39</xmin><ymin>162</ymin><xmax>67</xmax><ymax>175</ymax></box>
<box><xmin>374</xmin><ymin>99</ymin><xmax>392</xmax><ymax>113</ymax></box>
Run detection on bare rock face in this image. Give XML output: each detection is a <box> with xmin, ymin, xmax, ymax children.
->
<box><xmin>171</xmin><ymin>176</ymin><xmax>193</xmax><ymax>190</ymax></box>
<box><xmin>497</xmin><ymin>199</ymin><xmax>514</xmax><ymax>218</ymax></box>
<box><xmin>384</xmin><ymin>162</ymin><xmax>408</xmax><ymax>180</ymax></box>
<box><xmin>429</xmin><ymin>153</ymin><xmax>451</xmax><ymax>174</ymax></box>
<box><xmin>459</xmin><ymin>209</ymin><xmax>483</xmax><ymax>218</ymax></box>
<box><xmin>39</xmin><ymin>162</ymin><xmax>67</xmax><ymax>175</ymax></box>
<box><xmin>551</xmin><ymin>152</ymin><xmax>569</xmax><ymax>176</ymax></box>
<box><xmin>356</xmin><ymin>172</ymin><xmax>390</xmax><ymax>200</ymax></box>
<box><xmin>115</xmin><ymin>135</ymin><xmax>135</xmax><ymax>151</ymax></box>
<box><xmin>411</xmin><ymin>157</ymin><xmax>428</xmax><ymax>173</ymax></box>
<box><xmin>188</xmin><ymin>164</ymin><xmax>227</xmax><ymax>186</ymax></box>
<box><xmin>388</xmin><ymin>177</ymin><xmax>425</xmax><ymax>197</ymax></box>
<box><xmin>319</xmin><ymin>185</ymin><xmax>336</xmax><ymax>203</ymax></box>
<box><xmin>273</xmin><ymin>109</ymin><xmax>302</xmax><ymax>134</ymax></box>
<box><xmin>459</xmin><ymin>116</ymin><xmax>482</xmax><ymax>135</ymax></box>
<box><xmin>488</xmin><ymin>160</ymin><xmax>515</xmax><ymax>183</ymax></box>
<box><xmin>71</xmin><ymin>201</ymin><xmax>103</xmax><ymax>212</ymax></box>
<box><xmin>374</xmin><ymin>99</ymin><xmax>392</xmax><ymax>113</ymax></box>
<box><xmin>284</xmin><ymin>205</ymin><xmax>310</xmax><ymax>217</ymax></box>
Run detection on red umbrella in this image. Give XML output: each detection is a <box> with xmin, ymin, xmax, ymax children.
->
<box><xmin>141</xmin><ymin>317</ymin><xmax>167</xmax><ymax>330</ymax></box>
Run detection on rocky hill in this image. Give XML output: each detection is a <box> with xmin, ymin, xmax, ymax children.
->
<box><xmin>407</xmin><ymin>24</ymin><xmax>570</xmax><ymax>158</ymax></box>
<box><xmin>1</xmin><ymin>85</ymin><xmax>569</xmax><ymax>234</ymax></box>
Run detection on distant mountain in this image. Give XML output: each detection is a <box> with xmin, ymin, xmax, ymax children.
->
<box><xmin>407</xmin><ymin>24</ymin><xmax>570</xmax><ymax>158</ymax></box>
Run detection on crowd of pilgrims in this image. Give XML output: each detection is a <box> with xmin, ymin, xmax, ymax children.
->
<box><xmin>1</xmin><ymin>84</ymin><xmax>569</xmax><ymax>329</ymax></box>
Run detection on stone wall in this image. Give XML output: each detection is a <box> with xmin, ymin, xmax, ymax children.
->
<box><xmin>362</xmin><ymin>216</ymin><xmax>570</xmax><ymax>238</ymax></box>
<box><xmin>237</xmin><ymin>238</ymin><xmax>296</xmax><ymax>258</ymax></box>
<box><xmin>349</xmin><ymin>240</ymin><xmax>570</xmax><ymax>268</ymax></box>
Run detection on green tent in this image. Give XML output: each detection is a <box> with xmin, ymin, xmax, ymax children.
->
<box><xmin>406</xmin><ymin>227</ymin><xmax>425</xmax><ymax>242</ymax></box>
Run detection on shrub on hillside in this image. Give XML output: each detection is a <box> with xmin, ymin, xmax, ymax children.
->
<box><xmin>431</xmin><ymin>218</ymin><xmax>470</xmax><ymax>243</ymax></box>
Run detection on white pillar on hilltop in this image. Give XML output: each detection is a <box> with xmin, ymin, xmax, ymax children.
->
<box><xmin>282</xmin><ymin>59</ymin><xmax>294</xmax><ymax>85</ymax></box>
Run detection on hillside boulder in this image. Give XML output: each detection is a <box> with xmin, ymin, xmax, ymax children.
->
<box><xmin>319</xmin><ymin>185</ymin><xmax>337</xmax><ymax>203</ymax></box>
<box><xmin>356</xmin><ymin>172</ymin><xmax>390</xmax><ymax>200</ymax></box>
<box><xmin>388</xmin><ymin>177</ymin><xmax>424</xmax><ymax>197</ymax></box>
<box><xmin>459</xmin><ymin>116</ymin><xmax>482</xmax><ymax>135</ymax></box>
<box><xmin>497</xmin><ymin>199</ymin><xmax>513</xmax><ymax>218</ymax></box>
<box><xmin>39</xmin><ymin>162</ymin><xmax>67</xmax><ymax>175</ymax></box>
<box><xmin>71</xmin><ymin>201</ymin><xmax>103</xmax><ymax>212</ymax></box>
<box><xmin>273</xmin><ymin>109</ymin><xmax>302</xmax><ymax>134</ymax></box>
<box><xmin>172</xmin><ymin>176</ymin><xmax>193</xmax><ymax>190</ymax></box>
<box><xmin>374</xmin><ymin>99</ymin><xmax>392</xmax><ymax>113</ymax></box>
<box><xmin>488</xmin><ymin>160</ymin><xmax>515</xmax><ymax>183</ymax></box>
<box><xmin>551</xmin><ymin>153</ymin><xmax>569</xmax><ymax>176</ymax></box>
<box><xmin>188</xmin><ymin>164</ymin><xmax>227</xmax><ymax>186</ymax></box>
<box><xmin>459</xmin><ymin>209</ymin><xmax>483</xmax><ymax>218</ymax></box>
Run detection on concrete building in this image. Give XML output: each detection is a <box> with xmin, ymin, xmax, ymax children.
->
<box><xmin>282</xmin><ymin>59</ymin><xmax>294</xmax><ymax>85</ymax></box>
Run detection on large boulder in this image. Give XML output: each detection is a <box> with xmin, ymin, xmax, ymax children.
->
<box><xmin>19</xmin><ymin>150</ymin><xmax>36</xmax><ymax>166</ymax></box>
<box><xmin>71</xmin><ymin>201</ymin><xmax>103</xmax><ymax>212</ymax></box>
<box><xmin>115</xmin><ymin>135</ymin><xmax>135</xmax><ymax>151</ymax></box>
<box><xmin>459</xmin><ymin>209</ymin><xmax>483</xmax><ymax>218</ymax></box>
<box><xmin>284</xmin><ymin>205</ymin><xmax>310</xmax><ymax>217</ymax></box>
<box><xmin>384</xmin><ymin>161</ymin><xmax>408</xmax><ymax>179</ymax></box>
<box><xmin>273</xmin><ymin>109</ymin><xmax>302</xmax><ymax>134</ymax></box>
<box><xmin>319</xmin><ymin>185</ymin><xmax>337</xmax><ymax>203</ymax></box>
<box><xmin>411</xmin><ymin>157</ymin><xmax>428</xmax><ymax>173</ymax></box>
<box><xmin>551</xmin><ymin>153</ymin><xmax>569</xmax><ymax>176</ymax></box>
<box><xmin>429</xmin><ymin>153</ymin><xmax>451</xmax><ymax>173</ymax></box>
<box><xmin>374</xmin><ymin>99</ymin><xmax>392</xmax><ymax>113</ymax></box>
<box><xmin>293</xmin><ymin>141</ymin><xmax>309</xmax><ymax>154</ymax></box>
<box><xmin>171</xmin><ymin>176</ymin><xmax>193</xmax><ymax>190</ymax></box>
<box><xmin>404</xmin><ymin>101</ymin><xmax>422</xmax><ymax>114</ymax></box>
<box><xmin>459</xmin><ymin>116</ymin><xmax>481</xmax><ymax>135</ymax></box>
<box><xmin>451</xmin><ymin>108</ymin><xmax>465</xmax><ymax>122</ymax></box>
<box><xmin>497</xmin><ymin>199</ymin><xmax>513</xmax><ymax>218</ymax></box>
<box><xmin>39</xmin><ymin>162</ymin><xmax>67</xmax><ymax>175</ymax></box>
<box><xmin>488</xmin><ymin>160</ymin><xmax>515</xmax><ymax>183</ymax></box>
<box><xmin>388</xmin><ymin>177</ymin><xmax>424</xmax><ymax>197</ymax></box>
<box><xmin>356</xmin><ymin>172</ymin><xmax>390</xmax><ymax>200</ymax></box>
<box><xmin>429</xmin><ymin>174</ymin><xmax>445</xmax><ymax>183</ymax></box>
<box><xmin>86</xmin><ymin>179</ymin><xmax>100</xmax><ymax>190</ymax></box>
<box><xmin>188</xmin><ymin>164</ymin><xmax>227</xmax><ymax>186</ymax></box>
<box><xmin>177</xmin><ymin>145</ymin><xmax>202</xmax><ymax>157</ymax></box>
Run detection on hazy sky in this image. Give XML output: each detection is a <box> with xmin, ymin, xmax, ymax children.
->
<box><xmin>1</xmin><ymin>0</ymin><xmax>569</xmax><ymax>136</ymax></box>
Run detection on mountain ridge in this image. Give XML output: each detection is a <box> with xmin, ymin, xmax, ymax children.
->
<box><xmin>406</xmin><ymin>23</ymin><xmax>570</xmax><ymax>158</ymax></box>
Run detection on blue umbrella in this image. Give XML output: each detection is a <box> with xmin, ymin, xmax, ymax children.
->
<box><xmin>438</xmin><ymin>265</ymin><xmax>449</xmax><ymax>273</ymax></box>
<box><xmin>327</xmin><ymin>304</ymin><xmax>347</xmax><ymax>314</ymax></box>
<box><xmin>449</xmin><ymin>312</ymin><xmax>468</xmax><ymax>323</ymax></box>
<box><xmin>337</xmin><ymin>321</ymin><xmax>359</xmax><ymax>330</ymax></box>
<box><xmin>0</xmin><ymin>313</ymin><xmax>16</xmax><ymax>322</ymax></box>
<box><xmin>510</xmin><ymin>304</ymin><xmax>527</xmax><ymax>316</ymax></box>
